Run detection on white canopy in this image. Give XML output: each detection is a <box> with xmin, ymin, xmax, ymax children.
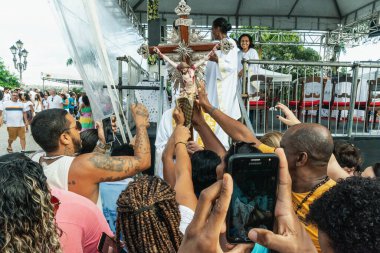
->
<box><xmin>257</xmin><ymin>68</ymin><xmax>293</xmax><ymax>83</ymax></box>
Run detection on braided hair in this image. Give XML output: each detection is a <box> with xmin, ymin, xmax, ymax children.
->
<box><xmin>116</xmin><ymin>175</ymin><xmax>183</xmax><ymax>253</ymax></box>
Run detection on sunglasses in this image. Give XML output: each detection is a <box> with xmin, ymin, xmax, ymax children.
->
<box><xmin>51</xmin><ymin>195</ymin><xmax>61</xmax><ymax>215</ymax></box>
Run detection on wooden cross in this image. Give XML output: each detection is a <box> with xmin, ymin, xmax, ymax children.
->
<box><xmin>148</xmin><ymin>0</ymin><xmax>216</xmax><ymax>63</ymax></box>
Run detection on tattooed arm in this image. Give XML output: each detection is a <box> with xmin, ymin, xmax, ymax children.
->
<box><xmin>69</xmin><ymin>104</ymin><xmax>151</xmax><ymax>187</ymax></box>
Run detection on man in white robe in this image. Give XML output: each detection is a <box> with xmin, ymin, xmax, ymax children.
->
<box><xmin>205</xmin><ymin>37</ymin><xmax>241</xmax><ymax>149</ymax></box>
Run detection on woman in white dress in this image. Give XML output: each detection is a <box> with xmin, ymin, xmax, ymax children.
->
<box><xmin>237</xmin><ymin>34</ymin><xmax>259</xmax><ymax>89</ymax></box>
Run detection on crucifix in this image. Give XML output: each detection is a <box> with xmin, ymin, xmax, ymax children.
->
<box><xmin>138</xmin><ymin>0</ymin><xmax>234</xmax><ymax>140</ymax></box>
<box><xmin>147</xmin><ymin>0</ymin><xmax>217</xmax><ymax>64</ymax></box>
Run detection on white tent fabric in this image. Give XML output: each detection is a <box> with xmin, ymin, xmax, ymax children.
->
<box><xmin>50</xmin><ymin>0</ymin><xmax>146</xmax><ymax>142</ymax></box>
<box><xmin>256</xmin><ymin>68</ymin><xmax>292</xmax><ymax>83</ymax></box>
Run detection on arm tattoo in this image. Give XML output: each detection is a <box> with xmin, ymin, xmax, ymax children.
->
<box><xmin>88</xmin><ymin>154</ymin><xmax>126</xmax><ymax>172</ymax></box>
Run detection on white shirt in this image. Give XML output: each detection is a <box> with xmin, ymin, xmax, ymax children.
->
<box><xmin>34</xmin><ymin>101</ymin><xmax>42</xmax><ymax>113</ymax></box>
<box><xmin>3</xmin><ymin>93</ymin><xmax>11</xmax><ymax>102</ymax></box>
<box><xmin>0</xmin><ymin>100</ymin><xmax>27</xmax><ymax>127</ymax></box>
<box><xmin>24</xmin><ymin>101</ymin><xmax>34</xmax><ymax>112</ymax></box>
<box><xmin>179</xmin><ymin>205</ymin><xmax>195</xmax><ymax>234</ymax></box>
<box><xmin>29</xmin><ymin>90</ymin><xmax>36</xmax><ymax>102</ymax></box>
<box><xmin>31</xmin><ymin>153</ymin><xmax>103</xmax><ymax>211</ymax></box>
<box><xmin>48</xmin><ymin>95</ymin><xmax>63</xmax><ymax>109</ymax></box>
<box><xmin>238</xmin><ymin>48</ymin><xmax>259</xmax><ymax>76</ymax></box>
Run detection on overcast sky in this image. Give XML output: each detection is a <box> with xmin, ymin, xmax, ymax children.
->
<box><xmin>0</xmin><ymin>0</ymin><xmax>379</xmax><ymax>86</ymax></box>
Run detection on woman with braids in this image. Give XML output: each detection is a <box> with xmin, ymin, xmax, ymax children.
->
<box><xmin>116</xmin><ymin>175</ymin><xmax>184</xmax><ymax>253</ymax></box>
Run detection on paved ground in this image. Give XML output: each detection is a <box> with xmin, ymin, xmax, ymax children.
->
<box><xmin>0</xmin><ymin>125</ymin><xmax>41</xmax><ymax>155</ymax></box>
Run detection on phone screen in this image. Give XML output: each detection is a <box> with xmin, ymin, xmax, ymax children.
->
<box><xmin>227</xmin><ymin>154</ymin><xmax>279</xmax><ymax>243</ymax></box>
<box><xmin>97</xmin><ymin>232</ymin><xmax>127</xmax><ymax>253</ymax></box>
<box><xmin>102</xmin><ymin>117</ymin><xmax>115</xmax><ymax>144</ymax></box>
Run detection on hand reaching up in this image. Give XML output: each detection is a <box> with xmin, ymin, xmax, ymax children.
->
<box><xmin>275</xmin><ymin>103</ymin><xmax>301</xmax><ymax>126</ymax></box>
<box><xmin>247</xmin><ymin>148</ymin><xmax>317</xmax><ymax>253</ymax></box>
<box><xmin>173</xmin><ymin>107</ymin><xmax>185</xmax><ymax>126</ymax></box>
<box><xmin>178</xmin><ymin>173</ymin><xmax>253</xmax><ymax>253</ymax></box>
<box><xmin>131</xmin><ymin>103</ymin><xmax>150</xmax><ymax>128</ymax></box>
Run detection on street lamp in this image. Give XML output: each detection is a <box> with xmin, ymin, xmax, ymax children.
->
<box><xmin>10</xmin><ymin>40</ymin><xmax>28</xmax><ymax>82</ymax></box>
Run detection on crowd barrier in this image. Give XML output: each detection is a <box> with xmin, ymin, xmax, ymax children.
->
<box><xmin>241</xmin><ymin>60</ymin><xmax>380</xmax><ymax>137</ymax></box>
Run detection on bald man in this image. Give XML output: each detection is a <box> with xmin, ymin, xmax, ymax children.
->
<box><xmin>280</xmin><ymin>123</ymin><xmax>336</xmax><ymax>253</ymax></box>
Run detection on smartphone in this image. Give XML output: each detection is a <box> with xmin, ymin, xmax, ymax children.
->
<box><xmin>97</xmin><ymin>232</ymin><xmax>127</xmax><ymax>253</ymax></box>
<box><xmin>102</xmin><ymin>117</ymin><xmax>115</xmax><ymax>144</ymax></box>
<box><xmin>226</xmin><ymin>153</ymin><xmax>279</xmax><ymax>244</ymax></box>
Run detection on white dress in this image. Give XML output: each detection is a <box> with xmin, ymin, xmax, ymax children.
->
<box><xmin>205</xmin><ymin>37</ymin><xmax>241</xmax><ymax>148</ymax></box>
<box><xmin>238</xmin><ymin>48</ymin><xmax>260</xmax><ymax>94</ymax></box>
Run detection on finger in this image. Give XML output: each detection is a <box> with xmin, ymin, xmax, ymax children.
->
<box><xmin>190</xmin><ymin>179</ymin><xmax>224</xmax><ymax>231</ymax></box>
<box><xmin>205</xmin><ymin>174</ymin><xmax>233</xmax><ymax>234</ymax></box>
<box><xmin>275</xmin><ymin>148</ymin><xmax>293</xmax><ymax>209</ymax></box>
<box><xmin>276</xmin><ymin>115</ymin><xmax>290</xmax><ymax>125</ymax></box>
<box><xmin>248</xmin><ymin>228</ymin><xmax>294</xmax><ymax>252</ymax></box>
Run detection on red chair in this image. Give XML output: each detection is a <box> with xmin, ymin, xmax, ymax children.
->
<box><xmin>289</xmin><ymin>77</ymin><xmax>326</xmax><ymax>123</ymax></box>
<box><xmin>249</xmin><ymin>75</ymin><xmax>273</xmax><ymax>130</ymax></box>
<box><xmin>359</xmin><ymin>78</ymin><xmax>380</xmax><ymax>132</ymax></box>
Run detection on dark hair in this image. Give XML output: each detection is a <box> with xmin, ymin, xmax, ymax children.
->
<box><xmin>116</xmin><ymin>175</ymin><xmax>183</xmax><ymax>253</ymax></box>
<box><xmin>24</xmin><ymin>93</ymin><xmax>31</xmax><ymax>102</ymax></box>
<box><xmin>308</xmin><ymin>177</ymin><xmax>380</xmax><ymax>253</ymax></box>
<box><xmin>79</xmin><ymin>129</ymin><xmax>98</xmax><ymax>154</ymax></box>
<box><xmin>373</xmin><ymin>163</ymin><xmax>380</xmax><ymax>177</ymax></box>
<box><xmin>212</xmin><ymin>17</ymin><xmax>232</xmax><ymax>34</ymax></box>
<box><xmin>191</xmin><ymin>150</ymin><xmax>220</xmax><ymax>196</ymax></box>
<box><xmin>60</xmin><ymin>93</ymin><xmax>67</xmax><ymax>100</ymax></box>
<box><xmin>0</xmin><ymin>154</ymin><xmax>62</xmax><ymax>252</ymax></box>
<box><xmin>238</xmin><ymin>33</ymin><xmax>254</xmax><ymax>50</ymax></box>
<box><xmin>224</xmin><ymin>142</ymin><xmax>262</xmax><ymax>165</ymax></box>
<box><xmin>111</xmin><ymin>144</ymin><xmax>134</xmax><ymax>157</ymax></box>
<box><xmin>31</xmin><ymin>109</ymin><xmax>70</xmax><ymax>152</ymax></box>
<box><xmin>333</xmin><ymin>140</ymin><xmax>362</xmax><ymax>172</ymax></box>
<box><xmin>82</xmin><ymin>95</ymin><xmax>90</xmax><ymax>107</ymax></box>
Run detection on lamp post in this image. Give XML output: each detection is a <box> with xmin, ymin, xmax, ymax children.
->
<box><xmin>10</xmin><ymin>40</ymin><xmax>28</xmax><ymax>82</ymax></box>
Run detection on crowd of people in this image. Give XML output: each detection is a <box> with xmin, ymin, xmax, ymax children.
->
<box><xmin>0</xmin><ymin>87</ymin><xmax>94</xmax><ymax>152</ymax></box>
<box><xmin>0</xmin><ymin>17</ymin><xmax>379</xmax><ymax>253</ymax></box>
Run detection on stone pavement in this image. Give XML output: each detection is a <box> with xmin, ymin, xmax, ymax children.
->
<box><xmin>0</xmin><ymin>125</ymin><xmax>41</xmax><ymax>155</ymax></box>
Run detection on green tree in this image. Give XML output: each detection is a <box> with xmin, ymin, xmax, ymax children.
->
<box><xmin>0</xmin><ymin>57</ymin><xmax>20</xmax><ymax>88</ymax></box>
<box><xmin>232</xmin><ymin>27</ymin><xmax>321</xmax><ymax>79</ymax></box>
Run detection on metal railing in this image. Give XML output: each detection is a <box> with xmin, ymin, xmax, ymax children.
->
<box><xmin>241</xmin><ymin>59</ymin><xmax>380</xmax><ymax>137</ymax></box>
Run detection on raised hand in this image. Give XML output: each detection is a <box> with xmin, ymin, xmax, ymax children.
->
<box><xmin>174</xmin><ymin>125</ymin><xmax>191</xmax><ymax>144</ymax></box>
<box><xmin>247</xmin><ymin>148</ymin><xmax>317</xmax><ymax>253</ymax></box>
<box><xmin>131</xmin><ymin>103</ymin><xmax>150</xmax><ymax>128</ymax></box>
<box><xmin>186</xmin><ymin>141</ymin><xmax>203</xmax><ymax>155</ymax></box>
<box><xmin>178</xmin><ymin>174</ymin><xmax>253</xmax><ymax>253</ymax></box>
<box><xmin>173</xmin><ymin>106</ymin><xmax>185</xmax><ymax>126</ymax></box>
<box><xmin>196</xmin><ymin>80</ymin><xmax>211</xmax><ymax>110</ymax></box>
<box><xmin>275</xmin><ymin>102</ymin><xmax>301</xmax><ymax>126</ymax></box>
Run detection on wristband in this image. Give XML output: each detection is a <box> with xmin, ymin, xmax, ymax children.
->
<box><xmin>175</xmin><ymin>141</ymin><xmax>187</xmax><ymax>148</ymax></box>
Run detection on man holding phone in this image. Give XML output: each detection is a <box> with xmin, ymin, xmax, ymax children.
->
<box><xmin>30</xmin><ymin>103</ymin><xmax>151</xmax><ymax>209</ymax></box>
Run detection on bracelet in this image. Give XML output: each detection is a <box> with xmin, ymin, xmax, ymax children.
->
<box><xmin>209</xmin><ymin>105</ymin><xmax>218</xmax><ymax>116</ymax></box>
<box><xmin>175</xmin><ymin>141</ymin><xmax>187</xmax><ymax>148</ymax></box>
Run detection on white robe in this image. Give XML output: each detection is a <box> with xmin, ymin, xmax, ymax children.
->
<box><xmin>205</xmin><ymin>37</ymin><xmax>241</xmax><ymax>148</ymax></box>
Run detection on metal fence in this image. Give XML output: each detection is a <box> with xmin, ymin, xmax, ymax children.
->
<box><xmin>241</xmin><ymin>59</ymin><xmax>380</xmax><ymax>137</ymax></box>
